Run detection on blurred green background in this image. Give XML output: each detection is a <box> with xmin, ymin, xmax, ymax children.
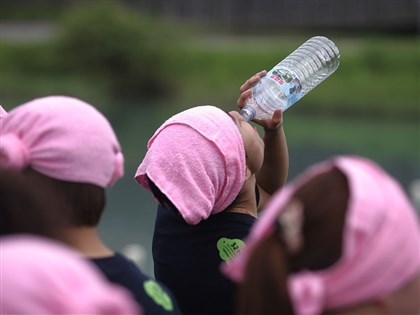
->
<box><xmin>1</xmin><ymin>0</ymin><xmax>419</xmax><ymax>274</ymax></box>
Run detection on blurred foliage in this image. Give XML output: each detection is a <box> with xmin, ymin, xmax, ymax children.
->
<box><xmin>53</xmin><ymin>2</ymin><xmax>179</xmax><ymax>102</ymax></box>
<box><xmin>1</xmin><ymin>5</ymin><xmax>418</xmax><ymax>121</ymax></box>
<box><xmin>170</xmin><ymin>34</ymin><xmax>419</xmax><ymax>121</ymax></box>
<box><xmin>1</xmin><ymin>0</ymin><xmax>66</xmax><ymax>21</ymax></box>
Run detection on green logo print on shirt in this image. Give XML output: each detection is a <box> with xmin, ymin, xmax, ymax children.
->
<box><xmin>217</xmin><ymin>237</ymin><xmax>245</xmax><ymax>263</ymax></box>
<box><xmin>144</xmin><ymin>279</ymin><xmax>174</xmax><ymax>311</ymax></box>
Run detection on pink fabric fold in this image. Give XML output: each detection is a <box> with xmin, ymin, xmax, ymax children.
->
<box><xmin>0</xmin><ymin>96</ymin><xmax>124</xmax><ymax>187</ymax></box>
<box><xmin>0</xmin><ymin>235</ymin><xmax>141</xmax><ymax>314</ymax></box>
<box><xmin>223</xmin><ymin>155</ymin><xmax>420</xmax><ymax>315</ymax></box>
<box><xmin>0</xmin><ymin>105</ymin><xmax>7</xmax><ymax>119</ymax></box>
<box><xmin>135</xmin><ymin>105</ymin><xmax>246</xmax><ymax>225</ymax></box>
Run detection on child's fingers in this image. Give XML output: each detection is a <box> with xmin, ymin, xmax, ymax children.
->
<box><xmin>239</xmin><ymin>76</ymin><xmax>257</xmax><ymax>93</ymax></box>
<box><xmin>239</xmin><ymin>70</ymin><xmax>267</xmax><ymax>93</ymax></box>
<box><xmin>272</xmin><ymin>109</ymin><xmax>283</xmax><ymax>124</ymax></box>
<box><xmin>257</xmin><ymin>70</ymin><xmax>267</xmax><ymax>78</ymax></box>
<box><xmin>237</xmin><ymin>90</ymin><xmax>252</xmax><ymax>108</ymax></box>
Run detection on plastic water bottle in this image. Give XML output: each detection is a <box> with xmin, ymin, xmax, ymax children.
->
<box><xmin>241</xmin><ymin>36</ymin><xmax>340</xmax><ymax>121</ymax></box>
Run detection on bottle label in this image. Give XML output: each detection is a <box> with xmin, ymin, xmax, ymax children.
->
<box><xmin>267</xmin><ymin>68</ymin><xmax>302</xmax><ymax>108</ymax></box>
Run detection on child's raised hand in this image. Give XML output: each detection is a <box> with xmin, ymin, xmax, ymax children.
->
<box><xmin>255</xmin><ymin>109</ymin><xmax>283</xmax><ymax>131</ymax></box>
<box><xmin>237</xmin><ymin>70</ymin><xmax>283</xmax><ymax>131</ymax></box>
<box><xmin>237</xmin><ymin>70</ymin><xmax>267</xmax><ymax>109</ymax></box>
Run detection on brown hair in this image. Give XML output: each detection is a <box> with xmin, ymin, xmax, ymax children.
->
<box><xmin>0</xmin><ymin>169</ymin><xmax>64</xmax><ymax>237</ymax></box>
<box><xmin>23</xmin><ymin>168</ymin><xmax>106</xmax><ymax>226</ymax></box>
<box><xmin>288</xmin><ymin>167</ymin><xmax>349</xmax><ymax>272</ymax></box>
<box><xmin>236</xmin><ymin>232</ymin><xmax>295</xmax><ymax>315</ymax></box>
<box><xmin>235</xmin><ymin>167</ymin><xmax>349</xmax><ymax>315</ymax></box>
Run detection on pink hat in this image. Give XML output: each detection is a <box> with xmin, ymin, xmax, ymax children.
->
<box><xmin>224</xmin><ymin>155</ymin><xmax>420</xmax><ymax>315</ymax></box>
<box><xmin>0</xmin><ymin>105</ymin><xmax>7</xmax><ymax>119</ymax></box>
<box><xmin>135</xmin><ymin>105</ymin><xmax>246</xmax><ymax>225</ymax></box>
<box><xmin>0</xmin><ymin>96</ymin><xmax>124</xmax><ymax>187</ymax></box>
<box><xmin>0</xmin><ymin>235</ymin><xmax>141</xmax><ymax>314</ymax></box>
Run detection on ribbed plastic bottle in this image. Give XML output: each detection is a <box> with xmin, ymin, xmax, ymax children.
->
<box><xmin>241</xmin><ymin>36</ymin><xmax>340</xmax><ymax>121</ymax></box>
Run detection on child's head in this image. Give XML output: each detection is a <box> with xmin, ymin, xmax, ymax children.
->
<box><xmin>225</xmin><ymin>156</ymin><xmax>420</xmax><ymax>315</ymax></box>
<box><xmin>1</xmin><ymin>235</ymin><xmax>140</xmax><ymax>314</ymax></box>
<box><xmin>136</xmin><ymin>105</ymin><xmax>263</xmax><ymax>224</ymax></box>
<box><xmin>0</xmin><ymin>96</ymin><xmax>124</xmax><ymax>226</ymax></box>
<box><xmin>234</xmin><ymin>168</ymin><xmax>349</xmax><ymax>315</ymax></box>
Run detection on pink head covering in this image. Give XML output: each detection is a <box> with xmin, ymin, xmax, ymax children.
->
<box><xmin>0</xmin><ymin>105</ymin><xmax>7</xmax><ymax>119</ymax></box>
<box><xmin>0</xmin><ymin>235</ymin><xmax>141</xmax><ymax>314</ymax></box>
<box><xmin>224</xmin><ymin>155</ymin><xmax>420</xmax><ymax>315</ymax></box>
<box><xmin>135</xmin><ymin>105</ymin><xmax>246</xmax><ymax>225</ymax></box>
<box><xmin>0</xmin><ymin>96</ymin><xmax>124</xmax><ymax>187</ymax></box>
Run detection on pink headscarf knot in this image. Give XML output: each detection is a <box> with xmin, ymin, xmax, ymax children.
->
<box><xmin>289</xmin><ymin>272</ymin><xmax>325</xmax><ymax>315</ymax></box>
<box><xmin>0</xmin><ymin>133</ymin><xmax>30</xmax><ymax>170</ymax></box>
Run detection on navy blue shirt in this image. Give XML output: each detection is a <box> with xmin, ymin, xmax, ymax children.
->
<box><xmin>153</xmin><ymin>205</ymin><xmax>257</xmax><ymax>315</ymax></box>
<box><xmin>91</xmin><ymin>252</ymin><xmax>183</xmax><ymax>315</ymax></box>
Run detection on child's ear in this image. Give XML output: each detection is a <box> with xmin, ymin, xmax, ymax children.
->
<box><xmin>278</xmin><ymin>199</ymin><xmax>304</xmax><ymax>255</ymax></box>
<box><xmin>245</xmin><ymin>166</ymin><xmax>252</xmax><ymax>180</ymax></box>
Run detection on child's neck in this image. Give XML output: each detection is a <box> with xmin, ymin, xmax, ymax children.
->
<box><xmin>62</xmin><ymin>226</ymin><xmax>114</xmax><ymax>258</ymax></box>
<box><xmin>226</xmin><ymin>205</ymin><xmax>257</xmax><ymax>218</ymax></box>
<box><xmin>226</xmin><ymin>176</ymin><xmax>258</xmax><ymax>218</ymax></box>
